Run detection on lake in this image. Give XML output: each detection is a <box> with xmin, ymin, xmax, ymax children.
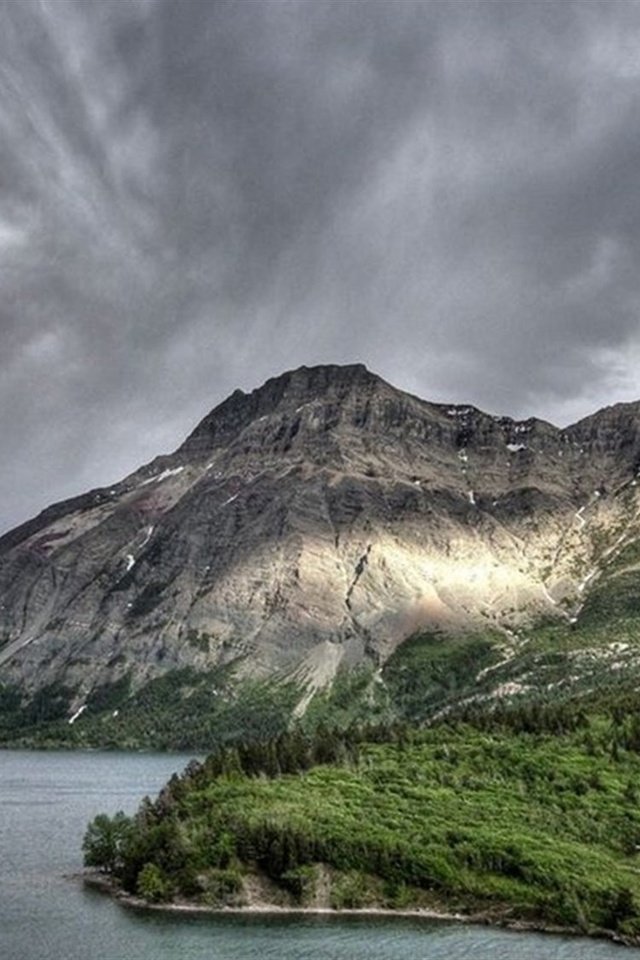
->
<box><xmin>0</xmin><ymin>749</ymin><xmax>637</xmax><ymax>960</ymax></box>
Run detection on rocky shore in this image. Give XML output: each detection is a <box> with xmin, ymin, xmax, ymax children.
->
<box><xmin>80</xmin><ymin>870</ymin><xmax>638</xmax><ymax>948</ymax></box>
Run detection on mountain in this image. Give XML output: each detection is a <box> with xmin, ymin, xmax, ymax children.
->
<box><xmin>2</xmin><ymin>363</ymin><xmax>640</xmax><ymax>746</ymax></box>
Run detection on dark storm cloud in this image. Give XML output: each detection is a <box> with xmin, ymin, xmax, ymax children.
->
<box><xmin>2</xmin><ymin>0</ymin><xmax>640</xmax><ymax>532</ymax></box>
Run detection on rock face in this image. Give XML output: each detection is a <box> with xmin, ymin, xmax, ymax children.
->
<box><xmin>2</xmin><ymin>363</ymin><xmax>640</xmax><ymax>708</ymax></box>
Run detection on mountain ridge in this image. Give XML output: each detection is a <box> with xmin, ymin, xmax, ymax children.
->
<box><xmin>9</xmin><ymin>362</ymin><xmax>636</xmax><ymax>547</ymax></box>
<box><xmin>2</xmin><ymin>362</ymin><xmax>640</xmax><ymax>744</ymax></box>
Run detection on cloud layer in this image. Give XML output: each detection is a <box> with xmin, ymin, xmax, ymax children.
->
<box><xmin>2</xmin><ymin>0</ymin><xmax>640</xmax><ymax>532</ymax></box>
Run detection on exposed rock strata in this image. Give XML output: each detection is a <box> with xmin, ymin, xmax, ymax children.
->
<box><xmin>2</xmin><ymin>363</ymin><xmax>640</xmax><ymax>707</ymax></box>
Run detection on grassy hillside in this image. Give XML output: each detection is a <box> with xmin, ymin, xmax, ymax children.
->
<box><xmin>84</xmin><ymin>714</ymin><xmax>640</xmax><ymax>941</ymax></box>
<box><xmin>3</xmin><ymin>616</ymin><xmax>640</xmax><ymax>749</ymax></box>
<box><xmin>0</xmin><ymin>667</ymin><xmax>301</xmax><ymax>750</ymax></box>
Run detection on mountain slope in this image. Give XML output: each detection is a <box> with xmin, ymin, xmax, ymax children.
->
<box><xmin>2</xmin><ymin>363</ymin><xmax>640</xmax><ymax>741</ymax></box>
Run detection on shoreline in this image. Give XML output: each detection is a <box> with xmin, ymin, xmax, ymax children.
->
<box><xmin>79</xmin><ymin>871</ymin><xmax>637</xmax><ymax>947</ymax></box>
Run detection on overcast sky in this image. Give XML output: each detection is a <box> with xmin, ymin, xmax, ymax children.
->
<box><xmin>2</xmin><ymin>0</ymin><xmax>640</xmax><ymax>533</ymax></box>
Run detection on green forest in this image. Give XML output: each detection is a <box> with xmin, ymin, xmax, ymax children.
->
<box><xmin>84</xmin><ymin>704</ymin><xmax>640</xmax><ymax>943</ymax></box>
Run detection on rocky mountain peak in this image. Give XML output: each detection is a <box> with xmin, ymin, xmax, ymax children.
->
<box><xmin>179</xmin><ymin>363</ymin><xmax>383</xmax><ymax>458</ymax></box>
<box><xmin>3</xmin><ymin>365</ymin><xmax>640</xmax><ymax>727</ymax></box>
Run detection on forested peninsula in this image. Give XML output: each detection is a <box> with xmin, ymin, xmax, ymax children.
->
<box><xmin>83</xmin><ymin>701</ymin><xmax>640</xmax><ymax>945</ymax></box>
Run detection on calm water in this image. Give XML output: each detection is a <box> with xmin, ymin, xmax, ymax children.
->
<box><xmin>0</xmin><ymin>750</ymin><xmax>638</xmax><ymax>960</ymax></box>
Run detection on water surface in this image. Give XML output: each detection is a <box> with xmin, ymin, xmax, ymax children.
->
<box><xmin>1</xmin><ymin>749</ymin><xmax>637</xmax><ymax>960</ymax></box>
